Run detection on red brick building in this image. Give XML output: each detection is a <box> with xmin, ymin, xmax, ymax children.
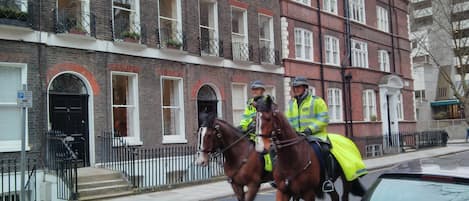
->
<box><xmin>279</xmin><ymin>0</ymin><xmax>416</xmax><ymax>138</ymax></box>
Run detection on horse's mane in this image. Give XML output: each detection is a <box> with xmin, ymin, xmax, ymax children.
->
<box><xmin>273</xmin><ymin>110</ymin><xmax>298</xmax><ymax>137</ymax></box>
<box><xmin>214</xmin><ymin>118</ymin><xmax>244</xmax><ymax>137</ymax></box>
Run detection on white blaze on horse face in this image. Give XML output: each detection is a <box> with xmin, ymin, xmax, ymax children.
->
<box><xmin>255</xmin><ymin>113</ymin><xmax>265</xmax><ymax>152</ymax></box>
<box><xmin>195</xmin><ymin>127</ymin><xmax>209</xmax><ymax>166</ymax></box>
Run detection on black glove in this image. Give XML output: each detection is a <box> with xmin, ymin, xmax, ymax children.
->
<box><xmin>304</xmin><ymin>128</ymin><xmax>313</xmax><ymax>135</ymax></box>
<box><xmin>247</xmin><ymin>122</ymin><xmax>256</xmax><ymax>132</ymax></box>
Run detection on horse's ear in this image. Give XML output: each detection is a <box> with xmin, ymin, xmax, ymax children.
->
<box><xmin>265</xmin><ymin>95</ymin><xmax>273</xmax><ymax>108</ymax></box>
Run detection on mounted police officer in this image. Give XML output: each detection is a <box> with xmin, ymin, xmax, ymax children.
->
<box><xmin>239</xmin><ymin>80</ymin><xmax>266</xmax><ymax>141</ymax></box>
<box><xmin>285</xmin><ymin>76</ymin><xmax>335</xmax><ymax>192</ymax></box>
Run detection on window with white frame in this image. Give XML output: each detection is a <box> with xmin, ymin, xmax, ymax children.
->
<box><xmin>200</xmin><ymin>0</ymin><xmax>219</xmax><ymax>56</ymax></box>
<box><xmin>0</xmin><ymin>63</ymin><xmax>27</xmax><ymax>152</ymax></box>
<box><xmin>112</xmin><ymin>72</ymin><xmax>140</xmax><ymax>143</ymax></box>
<box><xmin>294</xmin><ymin>0</ymin><xmax>311</xmax><ymax>6</ymax></box>
<box><xmin>295</xmin><ymin>28</ymin><xmax>313</xmax><ymax>61</ymax></box>
<box><xmin>158</xmin><ymin>0</ymin><xmax>182</xmax><ymax>48</ymax></box>
<box><xmin>231</xmin><ymin>7</ymin><xmax>249</xmax><ymax>61</ymax></box>
<box><xmin>232</xmin><ymin>83</ymin><xmax>247</xmax><ymax>125</ymax></box>
<box><xmin>378</xmin><ymin>50</ymin><xmax>390</xmax><ymax>72</ymax></box>
<box><xmin>57</xmin><ymin>0</ymin><xmax>91</xmax><ymax>35</ymax></box>
<box><xmin>397</xmin><ymin>93</ymin><xmax>404</xmax><ymax>120</ymax></box>
<box><xmin>323</xmin><ymin>0</ymin><xmax>337</xmax><ymax>14</ymax></box>
<box><xmin>351</xmin><ymin>39</ymin><xmax>368</xmax><ymax>68</ymax></box>
<box><xmin>161</xmin><ymin>77</ymin><xmax>186</xmax><ymax>143</ymax></box>
<box><xmin>327</xmin><ymin>88</ymin><xmax>342</xmax><ymax>122</ymax></box>
<box><xmin>265</xmin><ymin>86</ymin><xmax>276</xmax><ymax>100</ymax></box>
<box><xmin>363</xmin><ymin>90</ymin><xmax>377</xmax><ymax>121</ymax></box>
<box><xmin>113</xmin><ymin>0</ymin><xmax>141</xmax><ymax>41</ymax></box>
<box><xmin>325</xmin><ymin>36</ymin><xmax>340</xmax><ymax>66</ymax></box>
<box><xmin>259</xmin><ymin>14</ymin><xmax>275</xmax><ymax>64</ymax></box>
<box><xmin>376</xmin><ymin>6</ymin><xmax>389</xmax><ymax>32</ymax></box>
<box><xmin>350</xmin><ymin>0</ymin><xmax>365</xmax><ymax>23</ymax></box>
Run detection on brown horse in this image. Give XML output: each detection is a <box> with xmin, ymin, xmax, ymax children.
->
<box><xmin>195</xmin><ymin>112</ymin><xmax>273</xmax><ymax>201</ymax></box>
<box><xmin>253</xmin><ymin>96</ymin><xmax>365</xmax><ymax>201</ymax></box>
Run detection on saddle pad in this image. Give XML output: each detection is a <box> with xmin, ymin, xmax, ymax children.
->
<box><xmin>309</xmin><ymin>142</ymin><xmax>326</xmax><ymax>178</ymax></box>
<box><xmin>328</xmin><ymin>133</ymin><xmax>368</xmax><ymax>181</ymax></box>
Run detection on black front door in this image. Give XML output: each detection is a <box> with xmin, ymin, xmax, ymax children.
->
<box><xmin>49</xmin><ymin>94</ymin><xmax>89</xmax><ymax>166</ymax></box>
<box><xmin>197</xmin><ymin>100</ymin><xmax>218</xmax><ymax>126</ymax></box>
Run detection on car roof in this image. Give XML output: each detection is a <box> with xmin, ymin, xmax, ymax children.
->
<box><xmin>380</xmin><ymin>157</ymin><xmax>469</xmax><ymax>180</ymax></box>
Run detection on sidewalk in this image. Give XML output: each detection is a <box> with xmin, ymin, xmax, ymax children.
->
<box><xmin>103</xmin><ymin>143</ymin><xmax>469</xmax><ymax>201</ymax></box>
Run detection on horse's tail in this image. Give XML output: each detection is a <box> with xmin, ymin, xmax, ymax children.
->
<box><xmin>350</xmin><ymin>179</ymin><xmax>366</xmax><ymax>197</ymax></box>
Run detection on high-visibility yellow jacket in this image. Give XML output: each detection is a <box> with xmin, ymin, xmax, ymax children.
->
<box><xmin>239</xmin><ymin>98</ymin><xmax>256</xmax><ymax>131</ymax></box>
<box><xmin>286</xmin><ymin>93</ymin><xmax>329</xmax><ymax>140</ymax></box>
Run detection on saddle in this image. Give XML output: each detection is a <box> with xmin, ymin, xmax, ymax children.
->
<box><xmin>302</xmin><ymin>133</ymin><xmax>336</xmax><ymax>192</ymax></box>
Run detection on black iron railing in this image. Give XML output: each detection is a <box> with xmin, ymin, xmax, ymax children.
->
<box><xmin>55</xmin><ymin>8</ymin><xmax>96</xmax><ymax>37</ymax></box>
<box><xmin>199</xmin><ymin>36</ymin><xmax>223</xmax><ymax>57</ymax></box>
<box><xmin>157</xmin><ymin>27</ymin><xmax>186</xmax><ymax>50</ymax></box>
<box><xmin>352</xmin><ymin>130</ymin><xmax>448</xmax><ymax>158</ymax></box>
<box><xmin>46</xmin><ymin>131</ymin><xmax>79</xmax><ymax>200</ymax></box>
<box><xmin>99</xmin><ymin>131</ymin><xmax>224</xmax><ymax>191</ymax></box>
<box><xmin>231</xmin><ymin>42</ymin><xmax>250</xmax><ymax>61</ymax></box>
<box><xmin>260</xmin><ymin>46</ymin><xmax>275</xmax><ymax>64</ymax></box>
<box><xmin>0</xmin><ymin>0</ymin><xmax>31</xmax><ymax>27</ymax></box>
<box><xmin>0</xmin><ymin>158</ymin><xmax>37</xmax><ymax>201</ymax></box>
<box><xmin>113</xmin><ymin>17</ymin><xmax>142</xmax><ymax>43</ymax></box>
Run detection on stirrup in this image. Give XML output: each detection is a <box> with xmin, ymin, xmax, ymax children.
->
<box><xmin>322</xmin><ymin>180</ymin><xmax>334</xmax><ymax>193</ymax></box>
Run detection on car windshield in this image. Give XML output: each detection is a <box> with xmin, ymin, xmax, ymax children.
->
<box><xmin>363</xmin><ymin>178</ymin><xmax>469</xmax><ymax>201</ymax></box>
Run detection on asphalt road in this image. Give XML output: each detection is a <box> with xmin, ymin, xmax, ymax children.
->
<box><xmin>216</xmin><ymin>151</ymin><xmax>469</xmax><ymax>201</ymax></box>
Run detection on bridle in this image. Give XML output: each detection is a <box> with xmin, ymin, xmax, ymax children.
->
<box><xmin>257</xmin><ymin>111</ymin><xmax>306</xmax><ymax>150</ymax></box>
<box><xmin>199</xmin><ymin>124</ymin><xmax>251</xmax><ymax>155</ymax></box>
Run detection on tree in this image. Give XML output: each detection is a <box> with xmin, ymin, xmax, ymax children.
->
<box><xmin>410</xmin><ymin>0</ymin><xmax>469</xmax><ymax>122</ymax></box>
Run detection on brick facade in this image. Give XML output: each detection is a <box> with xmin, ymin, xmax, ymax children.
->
<box><xmin>0</xmin><ymin>0</ymin><xmax>284</xmax><ymax>163</ymax></box>
<box><xmin>280</xmin><ymin>0</ymin><xmax>416</xmax><ymax>137</ymax></box>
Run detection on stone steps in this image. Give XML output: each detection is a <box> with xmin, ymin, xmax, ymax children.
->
<box><xmin>76</xmin><ymin>168</ymin><xmax>134</xmax><ymax>200</ymax></box>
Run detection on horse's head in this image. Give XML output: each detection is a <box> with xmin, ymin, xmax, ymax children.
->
<box><xmin>253</xmin><ymin>95</ymin><xmax>278</xmax><ymax>153</ymax></box>
<box><xmin>196</xmin><ymin>112</ymin><xmax>222</xmax><ymax>166</ymax></box>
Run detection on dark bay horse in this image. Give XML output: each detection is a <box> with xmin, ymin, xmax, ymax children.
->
<box><xmin>195</xmin><ymin>112</ymin><xmax>273</xmax><ymax>201</ymax></box>
<box><xmin>253</xmin><ymin>96</ymin><xmax>365</xmax><ymax>201</ymax></box>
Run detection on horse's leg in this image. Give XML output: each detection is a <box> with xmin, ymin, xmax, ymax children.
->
<box><xmin>244</xmin><ymin>183</ymin><xmax>260</xmax><ymax>201</ymax></box>
<box><xmin>301</xmin><ymin>191</ymin><xmax>316</xmax><ymax>201</ymax></box>
<box><xmin>275</xmin><ymin>190</ymin><xmax>290</xmax><ymax>201</ymax></box>
<box><xmin>231</xmin><ymin>183</ymin><xmax>245</xmax><ymax>201</ymax></box>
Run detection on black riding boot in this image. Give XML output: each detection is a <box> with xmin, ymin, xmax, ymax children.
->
<box><xmin>320</xmin><ymin>143</ymin><xmax>334</xmax><ymax>192</ymax></box>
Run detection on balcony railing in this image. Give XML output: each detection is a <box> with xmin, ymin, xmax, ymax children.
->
<box><xmin>231</xmin><ymin>42</ymin><xmax>250</xmax><ymax>61</ymax></box>
<box><xmin>113</xmin><ymin>18</ymin><xmax>142</xmax><ymax>43</ymax></box>
<box><xmin>260</xmin><ymin>46</ymin><xmax>276</xmax><ymax>64</ymax></box>
<box><xmin>200</xmin><ymin>37</ymin><xmax>222</xmax><ymax>57</ymax></box>
<box><xmin>55</xmin><ymin>9</ymin><xmax>95</xmax><ymax>37</ymax></box>
<box><xmin>0</xmin><ymin>0</ymin><xmax>30</xmax><ymax>27</ymax></box>
<box><xmin>157</xmin><ymin>27</ymin><xmax>185</xmax><ymax>50</ymax></box>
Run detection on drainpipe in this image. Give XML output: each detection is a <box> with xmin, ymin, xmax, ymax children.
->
<box><xmin>389</xmin><ymin>0</ymin><xmax>397</xmax><ymax>73</ymax></box>
<box><xmin>316</xmin><ymin>0</ymin><xmax>325</xmax><ymax>96</ymax></box>
<box><xmin>342</xmin><ymin>0</ymin><xmax>352</xmax><ymax>137</ymax></box>
<box><xmin>345</xmin><ymin>73</ymin><xmax>354</xmax><ymax>137</ymax></box>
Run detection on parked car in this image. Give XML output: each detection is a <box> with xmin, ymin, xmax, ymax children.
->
<box><xmin>362</xmin><ymin>157</ymin><xmax>469</xmax><ymax>201</ymax></box>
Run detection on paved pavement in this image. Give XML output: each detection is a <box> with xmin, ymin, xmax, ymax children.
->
<box><xmin>103</xmin><ymin>142</ymin><xmax>469</xmax><ymax>201</ymax></box>
<box><xmin>217</xmin><ymin>150</ymin><xmax>469</xmax><ymax>201</ymax></box>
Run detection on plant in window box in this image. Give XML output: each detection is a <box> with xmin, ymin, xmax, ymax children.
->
<box><xmin>370</xmin><ymin>115</ymin><xmax>377</xmax><ymax>121</ymax></box>
<box><xmin>0</xmin><ymin>7</ymin><xmax>28</xmax><ymax>21</ymax></box>
<box><xmin>165</xmin><ymin>38</ymin><xmax>182</xmax><ymax>49</ymax></box>
<box><xmin>121</xmin><ymin>31</ymin><xmax>140</xmax><ymax>43</ymax></box>
<box><xmin>69</xmin><ymin>24</ymin><xmax>87</xmax><ymax>35</ymax></box>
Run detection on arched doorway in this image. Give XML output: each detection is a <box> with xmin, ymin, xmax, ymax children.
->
<box><xmin>197</xmin><ymin>85</ymin><xmax>219</xmax><ymax>126</ymax></box>
<box><xmin>48</xmin><ymin>73</ymin><xmax>90</xmax><ymax>166</ymax></box>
